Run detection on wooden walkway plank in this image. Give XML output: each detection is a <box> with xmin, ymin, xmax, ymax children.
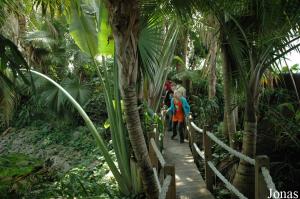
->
<box><xmin>163</xmin><ymin>131</ymin><xmax>215</xmax><ymax>199</ymax></box>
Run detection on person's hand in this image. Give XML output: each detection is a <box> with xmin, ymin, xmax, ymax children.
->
<box><xmin>185</xmin><ymin>116</ymin><xmax>189</xmax><ymax>123</ymax></box>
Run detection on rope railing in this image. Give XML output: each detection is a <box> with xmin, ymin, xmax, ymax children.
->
<box><xmin>159</xmin><ymin>175</ymin><xmax>172</xmax><ymax>199</ymax></box>
<box><xmin>261</xmin><ymin>167</ymin><xmax>278</xmax><ymax>194</ymax></box>
<box><xmin>153</xmin><ymin>167</ymin><xmax>161</xmax><ymax>192</ymax></box>
<box><xmin>207</xmin><ymin>161</ymin><xmax>247</xmax><ymax>199</ymax></box>
<box><xmin>206</xmin><ymin>131</ymin><xmax>255</xmax><ymax>165</ymax></box>
<box><xmin>188</xmin><ymin>117</ymin><xmax>278</xmax><ymax>199</ymax></box>
<box><xmin>149</xmin><ymin>124</ymin><xmax>176</xmax><ymax>199</ymax></box>
<box><xmin>193</xmin><ymin>143</ymin><xmax>205</xmax><ymax>160</ymax></box>
<box><xmin>150</xmin><ymin>138</ymin><xmax>166</xmax><ymax>167</ymax></box>
<box><xmin>191</xmin><ymin>122</ymin><xmax>203</xmax><ymax>133</ymax></box>
<box><xmin>190</xmin><ymin>122</ymin><xmax>255</xmax><ymax>165</ymax></box>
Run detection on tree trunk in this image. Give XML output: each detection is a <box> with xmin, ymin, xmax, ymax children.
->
<box><xmin>232</xmin><ymin>92</ymin><xmax>257</xmax><ymax>199</ymax></box>
<box><xmin>221</xmin><ymin>42</ymin><xmax>236</xmax><ymax>148</ymax></box>
<box><xmin>175</xmin><ymin>29</ymin><xmax>188</xmax><ymax>73</ymax></box>
<box><xmin>107</xmin><ymin>1</ymin><xmax>159</xmax><ymax>198</ymax></box>
<box><xmin>222</xmin><ymin>111</ymin><xmax>229</xmax><ymax>138</ymax></box>
<box><xmin>208</xmin><ymin>37</ymin><xmax>217</xmax><ymax>99</ymax></box>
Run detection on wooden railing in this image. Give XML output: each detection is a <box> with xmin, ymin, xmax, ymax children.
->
<box><xmin>187</xmin><ymin>115</ymin><xmax>278</xmax><ymax>199</ymax></box>
<box><xmin>148</xmin><ymin>127</ymin><xmax>176</xmax><ymax>199</ymax></box>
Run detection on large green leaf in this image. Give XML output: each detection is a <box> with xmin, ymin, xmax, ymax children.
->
<box><xmin>68</xmin><ymin>0</ymin><xmax>114</xmax><ymax>57</ymax></box>
<box><xmin>97</xmin><ymin>3</ymin><xmax>114</xmax><ymax>55</ymax></box>
<box><xmin>69</xmin><ymin>0</ymin><xmax>98</xmax><ymax>57</ymax></box>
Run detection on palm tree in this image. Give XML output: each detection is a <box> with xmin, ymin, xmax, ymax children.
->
<box><xmin>216</xmin><ymin>1</ymin><xmax>300</xmax><ymax>197</ymax></box>
<box><xmin>105</xmin><ymin>1</ymin><xmax>160</xmax><ymax>197</ymax></box>
<box><xmin>220</xmin><ymin>28</ymin><xmax>237</xmax><ymax>148</ymax></box>
<box><xmin>190</xmin><ymin>0</ymin><xmax>300</xmax><ymax>197</ymax></box>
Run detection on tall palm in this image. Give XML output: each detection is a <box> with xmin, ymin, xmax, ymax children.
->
<box><xmin>106</xmin><ymin>1</ymin><xmax>161</xmax><ymax>197</ymax></box>
<box><xmin>189</xmin><ymin>0</ymin><xmax>300</xmax><ymax>197</ymax></box>
<box><xmin>215</xmin><ymin>1</ymin><xmax>300</xmax><ymax>197</ymax></box>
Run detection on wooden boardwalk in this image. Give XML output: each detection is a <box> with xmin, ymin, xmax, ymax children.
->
<box><xmin>163</xmin><ymin>131</ymin><xmax>215</xmax><ymax>199</ymax></box>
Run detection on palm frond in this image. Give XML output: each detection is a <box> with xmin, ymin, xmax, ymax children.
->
<box><xmin>36</xmin><ymin>75</ymin><xmax>91</xmax><ymax>115</ymax></box>
<box><xmin>0</xmin><ymin>34</ymin><xmax>29</xmax><ymax>84</ymax></box>
<box><xmin>0</xmin><ymin>68</ymin><xmax>16</xmax><ymax>126</ymax></box>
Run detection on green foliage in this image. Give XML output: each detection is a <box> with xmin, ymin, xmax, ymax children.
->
<box><xmin>0</xmin><ymin>122</ymin><xmax>132</xmax><ymax>198</ymax></box>
<box><xmin>11</xmin><ymin>74</ymin><xmax>92</xmax><ymax>127</ymax></box>
<box><xmin>214</xmin><ymin>186</ymin><xmax>231</xmax><ymax>199</ymax></box>
<box><xmin>259</xmin><ymin>88</ymin><xmax>300</xmax><ymax>150</ymax></box>
<box><xmin>259</xmin><ymin>88</ymin><xmax>300</xmax><ymax>191</ymax></box>
<box><xmin>191</xmin><ymin>96</ymin><xmax>222</xmax><ymax>129</ymax></box>
<box><xmin>85</xmin><ymin>89</ymin><xmax>107</xmax><ymax>124</ymax></box>
<box><xmin>143</xmin><ymin>102</ymin><xmax>165</xmax><ymax>150</ymax></box>
<box><xmin>68</xmin><ymin>0</ymin><xmax>113</xmax><ymax>57</ymax></box>
<box><xmin>0</xmin><ymin>153</ymin><xmax>42</xmax><ymax>177</ymax></box>
<box><xmin>281</xmin><ymin>64</ymin><xmax>300</xmax><ymax>73</ymax></box>
<box><xmin>0</xmin><ymin>153</ymin><xmax>43</xmax><ymax>198</ymax></box>
<box><xmin>0</xmin><ymin>68</ymin><xmax>16</xmax><ymax>127</ymax></box>
<box><xmin>29</xmin><ymin>162</ymin><xmax>126</xmax><ymax>199</ymax></box>
<box><xmin>36</xmin><ymin>77</ymin><xmax>91</xmax><ymax>116</ymax></box>
<box><xmin>24</xmin><ymin>17</ymin><xmax>70</xmax><ymax>78</ymax></box>
<box><xmin>0</xmin><ymin>34</ymin><xmax>30</xmax><ymax>128</ymax></box>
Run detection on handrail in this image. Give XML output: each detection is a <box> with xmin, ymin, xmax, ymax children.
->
<box><xmin>159</xmin><ymin>175</ymin><xmax>172</xmax><ymax>199</ymax></box>
<box><xmin>153</xmin><ymin>167</ymin><xmax>162</xmax><ymax>192</ymax></box>
<box><xmin>191</xmin><ymin>122</ymin><xmax>203</xmax><ymax>133</ymax></box>
<box><xmin>261</xmin><ymin>167</ymin><xmax>278</xmax><ymax>194</ymax></box>
<box><xmin>193</xmin><ymin>143</ymin><xmax>205</xmax><ymax>160</ymax></box>
<box><xmin>190</xmin><ymin>122</ymin><xmax>255</xmax><ymax>165</ymax></box>
<box><xmin>149</xmin><ymin>118</ymin><xmax>176</xmax><ymax>199</ymax></box>
<box><xmin>150</xmin><ymin>138</ymin><xmax>166</xmax><ymax>167</ymax></box>
<box><xmin>206</xmin><ymin>131</ymin><xmax>255</xmax><ymax>165</ymax></box>
<box><xmin>189</xmin><ymin>119</ymin><xmax>279</xmax><ymax>199</ymax></box>
<box><xmin>207</xmin><ymin>161</ymin><xmax>247</xmax><ymax>199</ymax></box>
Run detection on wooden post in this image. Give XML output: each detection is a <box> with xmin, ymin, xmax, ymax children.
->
<box><xmin>164</xmin><ymin>164</ymin><xmax>176</xmax><ymax>199</ymax></box>
<box><xmin>203</xmin><ymin>125</ymin><xmax>214</xmax><ymax>192</ymax></box>
<box><xmin>255</xmin><ymin>155</ymin><xmax>270</xmax><ymax>199</ymax></box>
<box><xmin>149</xmin><ymin>132</ymin><xmax>158</xmax><ymax>169</ymax></box>
<box><xmin>189</xmin><ymin>114</ymin><xmax>195</xmax><ymax>155</ymax></box>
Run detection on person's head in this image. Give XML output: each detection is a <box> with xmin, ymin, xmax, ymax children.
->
<box><xmin>174</xmin><ymin>90</ymin><xmax>181</xmax><ymax>99</ymax></box>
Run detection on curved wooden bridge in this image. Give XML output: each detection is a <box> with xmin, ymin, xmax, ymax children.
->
<box><xmin>150</xmin><ymin>114</ymin><xmax>279</xmax><ymax>199</ymax></box>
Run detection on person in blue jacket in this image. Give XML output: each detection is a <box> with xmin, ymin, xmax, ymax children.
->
<box><xmin>166</xmin><ymin>91</ymin><xmax>190</xmax><ymax>143</ymax></box>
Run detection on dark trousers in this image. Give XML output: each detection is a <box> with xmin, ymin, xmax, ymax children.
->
<box><xmin>167</xmin><ymin>111</ymin><xmax>173</xmax><ymax>130</ymax></box>
<box><xmin>172</xmin><ymin>121</ymin><xmax>184</xmax><ymax>142</ymax></box>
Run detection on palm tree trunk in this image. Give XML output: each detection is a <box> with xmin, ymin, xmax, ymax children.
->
<box><xmin>107</xmin><ymin>1</ymin><xmax>159</xmax><ymax>198</ymax></box>
<box><xmin>232</xmin><ymin>91</ymin><xmax>256</xmax><ymax>199</ymax></box>
<box><xmin>123</xmin><ymin>86</ymin><xmax>158</xmax><ymax>198</ymax></box>
<box><xmin>221</xmin><ymin>42</ymin><xmax>236</xmax><ymax>148</ymax></box>
<box><xmin>208</xmin><ymin>37</ymin><xmax>217</xmax><ymax>99</ymax></box>
<box><xmin>223</xmin><ymin>111</ymin><xmax>229</xmax><ymax>138</ymax></box>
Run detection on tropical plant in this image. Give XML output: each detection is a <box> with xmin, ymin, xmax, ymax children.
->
<box><xmin>0</xmin><ymin>68</ymin><xmax>16</xmax><ymax>128</ymax></box>
<box><xmin>23</xmin><ymin>68</ymin><xmax>130</xmax><ymax>193</ymax></box>
<box><xmin>181</xmin><ymin>0</ymin><xmax>300</xmax><ymax>197</ymax></box>
<box><xmin>213</xmin><ymin>1</ymin><xmax>300</xmax><ymax>197</ymax></box>
<box><xmin>0</xmin><ymin>33</ymin><xmax>30</xmax><ymax>129</ymax></box>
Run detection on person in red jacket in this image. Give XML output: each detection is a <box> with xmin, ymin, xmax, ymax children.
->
<box><xmin>166</xmin><ymin>90</ymin><xmax>190</xmax><ymax>143</ymax></box>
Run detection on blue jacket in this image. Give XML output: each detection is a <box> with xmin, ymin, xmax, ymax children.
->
<box><xmin>169</xmin><ymin>97</ymin><xmax>190</xmax><ymax>117</ymax></box>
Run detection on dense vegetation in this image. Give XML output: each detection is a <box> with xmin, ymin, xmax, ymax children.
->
<box><xmin>0</xmin><ymin>0</ymin><xmax>300</xmax><ymax>198</ymax></box>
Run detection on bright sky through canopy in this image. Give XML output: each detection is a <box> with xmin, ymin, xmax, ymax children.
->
<box><xmin>285</xmin><ymin>50</ymin><xmax>300</xmax><ymax>66</ymax></box>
